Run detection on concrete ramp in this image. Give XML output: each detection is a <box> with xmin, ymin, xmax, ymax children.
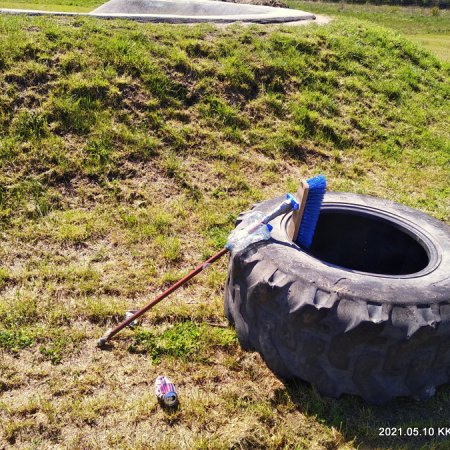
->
<box><xmin>1</xmin><ymin>0</ymin><xmax>315</xmax><ymax>24</ymax></box>
<box><xmin>91</xmin><ymin>0</ymin><xmax>315</xmax><ymax>23</ymax></box>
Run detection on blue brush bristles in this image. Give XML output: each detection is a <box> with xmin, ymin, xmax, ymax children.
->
<box><xmin>296</xmin><ymin>175</ymin><xmax>327</xmax><ymax>249</ymax></box>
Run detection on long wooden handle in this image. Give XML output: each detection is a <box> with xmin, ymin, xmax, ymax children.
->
<box><xmin>97</xmin><ymin>247</ymin><xmax>228</xmax><ymax>347</ymax></box>
<box><xmin>287</xmin><ymin>180</ymin><xmax>309</xmax><ymax>242</ymax></box>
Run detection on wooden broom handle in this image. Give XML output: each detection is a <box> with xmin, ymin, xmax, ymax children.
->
<box><xmin>287</xmin><ymin>180</ymin><xmax>309</xmax><ymax>242</ymax></box>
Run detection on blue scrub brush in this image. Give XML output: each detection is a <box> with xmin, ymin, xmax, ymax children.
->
<box><xmin>288</xmin><ymin>175</ymin><xmax>327</xmax><ymax>249</ymax></box>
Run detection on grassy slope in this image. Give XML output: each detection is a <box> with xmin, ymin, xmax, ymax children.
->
<box><xmin>1</xmin><ymin>1</ymin><xmax>449</xmax><ymax>58</ymax></box>
<box><xmin>0</xmin><ymin>14</ymin><xmax>449</xmax><ymax>449</ymax></box>
<box><xmin>290</xmin><ymin>1</ymin><xmax>450</xmax><ymax>61</ymax></box>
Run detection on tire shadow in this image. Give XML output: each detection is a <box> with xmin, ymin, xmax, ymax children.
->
<box><xmin>276</xmin><ymin>380</ymin><xmax>450</xmax><ymax>449</ymax></box>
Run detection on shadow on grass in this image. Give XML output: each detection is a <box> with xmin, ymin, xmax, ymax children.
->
<box><xmin>277</xmin><ymin>380</ymin><xmax>450</xmax><ymax>449</ymax></box>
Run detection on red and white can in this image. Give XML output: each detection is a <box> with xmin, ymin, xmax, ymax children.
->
<box><xmin>154</xmin><ymin>376</ymin><xmax>178</xmax><ymax>407</ymax></box>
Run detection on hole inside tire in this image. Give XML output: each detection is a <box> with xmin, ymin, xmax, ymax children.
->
<box><xmin>306</xmin><ymin>210</ymin><xmax>430</xmax><ymax>275</ymax></box>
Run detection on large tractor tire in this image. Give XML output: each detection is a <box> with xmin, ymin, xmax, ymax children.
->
<box><xmin>224</xmin><ymin>193</ymin><xmax>450</xmax><ymax>404</ymax></box>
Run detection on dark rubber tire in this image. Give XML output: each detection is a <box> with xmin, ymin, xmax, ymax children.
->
<box><xmin>224</xmin><ymin>192</ymin><xmax>450</xmax><ymax>404</ymax></box>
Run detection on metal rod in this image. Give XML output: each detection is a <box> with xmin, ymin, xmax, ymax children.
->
<box><xmin>97</xmin><ymin>247</ymin><xmax>228</xmax><ymax>347</ymax></box>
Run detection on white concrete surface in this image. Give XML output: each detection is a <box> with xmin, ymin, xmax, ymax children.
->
<box><xmin>1</xmin><ymin>0</ymin><xmax>316</xmax><ymax>24</ymax></box>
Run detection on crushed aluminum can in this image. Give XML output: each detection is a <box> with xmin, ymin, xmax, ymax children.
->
<box><xmin>154</xmin><ymin>375</ymin><xmax>178</xmax><ymax>407</ymax></box>
<box><xmin>124</xmin><ymin>310</ymin><xmax>139</xmax><ymax>328</ymax></box>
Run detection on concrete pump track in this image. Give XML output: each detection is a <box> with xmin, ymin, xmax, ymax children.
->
<box><xmin>0</xmin><ymin>0</ymin><xmax>316</xmax><ymax>24</ymax></box>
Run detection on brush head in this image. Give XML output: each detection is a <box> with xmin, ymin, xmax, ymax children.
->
<box><xmin>296</xmin><ymin>175</ymin><xmax>326</xmax><ymax>249</ymax></box>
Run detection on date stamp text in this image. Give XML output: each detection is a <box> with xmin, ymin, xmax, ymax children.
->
<box><xmin>379</xmin><ymin>427</ymin><xmax>450</xmax><ymax>437</ymax></box>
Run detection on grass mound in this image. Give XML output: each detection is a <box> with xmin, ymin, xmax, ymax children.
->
<box><xmin>0</xmin><ymin>16</ymin><xmax>448</xmax><ymax>228</ymax></box>
<box><xmin>0</xmin><ymin>15</ymin><xmax>449</xmax><ymax>449</ymax></box>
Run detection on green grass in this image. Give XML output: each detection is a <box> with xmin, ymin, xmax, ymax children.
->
<box><xmin>0</xmin><ymin>13</ymin><xmax>449</xmax><ymax>449</ymax></box>
<box><xmin>0</xmin><ymin>330</ymin><xmax>34</xmax><ymax>351</ymax></box>
<box><xmin>290</xmin><ymin>1</ymin><xmax>450</xmax><ymax>60</ymax></box>
<box><xmin>0</xmin><ymin>0</ymin><xmax>101</xmax><ymax>12</ymax></box>
<box><xmin>129</xmin><ymin>321</ymin><xmax>237</xmax><ymax>362</ymax></box>
<box><xmin>2</xmin><ymin>0</ymin><xmax>449</xmax><ymax>59</ymax></box>
<box><xmin>411</xmin><ymin>32</ymin><xmax>450</xmax><ymax>61</ymax></box>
